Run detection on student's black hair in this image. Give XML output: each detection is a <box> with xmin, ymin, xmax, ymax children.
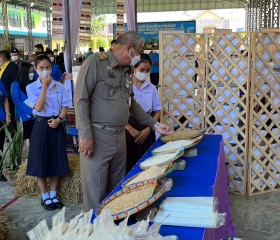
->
<box><xmin>18</xmin><ymin>61</ymin><xmax>33</xmax><ymax>93</ymax></box>
<box><xmin>34</xmin><ymin>54</ymin><xmax>52</xmax><ymax>68</ymax></box>
<box><xmin>45</xmin><ymin>50</ymin><xmax>54</xmax><ymax>56</ymax></box>
<box><xmin>133</xmin><ymin>53</ymin><xmax>152</xmax><ymax>68</ymax></box>
<box><xmin>34</xmin><ymin>43</ymin><xmax>44</xmax><ymax>51</ymax></box>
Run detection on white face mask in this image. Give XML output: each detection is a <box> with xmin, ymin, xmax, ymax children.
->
<box><xmin>49</xmin><ymin>57</ymin><xmax>54</xmax><ymax>62</ymax></box>
<box><xmin>135</xmin><ymin>71</ymin><xmax>150</xmax><ymax>82</ymax></box>
<box><xmin>11</xmin><ymin>56</ymin><xmax>19</xmax><ymax>61</ymax></box>
<box><xmin>29</xmin><ymin>73</ymin><xmax>34</xmax><ymax>80</ymax></box>
<box><xmin>37</xmin><ymin>69</ymin><xmax>51</xmax><ymax>79</ymax></box>
<box><xmin>128</xmin><ymin>48</ymin><xmax>141</xmax><ymax>66</ymax></box>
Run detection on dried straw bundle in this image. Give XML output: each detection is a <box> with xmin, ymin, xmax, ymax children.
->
<box><xmin>14</xmin><ymin>161</ymin><xmax>39</xmax><ymax>197</ymax></box>
<box><xmin>58</xmin><ymin>154</ymin><xmax>82</xmax><ymax>204</ymax></box>
<box><xmin>15</xmin><ymin>154</ymin><xmax>82</xmax><ymax>203</ymax></box>
<box><xmin>0</xmin><ymin>212</ymin><xmax>10</xmax><ymax>240</ymax></box>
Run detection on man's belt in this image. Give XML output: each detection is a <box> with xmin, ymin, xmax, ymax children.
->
<box><xmin>92</xmin><ymin>123</ymin><xmax>124</xmax><ymax>134</ymax></box>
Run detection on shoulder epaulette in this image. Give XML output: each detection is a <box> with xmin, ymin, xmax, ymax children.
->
<box><xmin>97</xmin><ymin>53</ymin><xmax>108</xmax><ymax>60</ymax></box>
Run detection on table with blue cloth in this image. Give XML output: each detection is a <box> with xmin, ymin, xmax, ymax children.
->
<box><xmin>93</xmin><ymin>134</ymin><xmax>236</xmax><ymax>240</ymax></box>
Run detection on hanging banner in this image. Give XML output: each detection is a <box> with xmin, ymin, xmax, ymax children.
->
<box><xmin>113</xmin><ymin>21</ymin><xmax>196</xmax><ymax>49</ymax></box>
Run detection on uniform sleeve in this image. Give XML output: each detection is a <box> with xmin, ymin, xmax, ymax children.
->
<box><xmin>11</xmin><ymin>82</ymin><xmax>33</xmax><ymax>116</ymax></box>
<box><xmin>60</xmin><ymin>82</ymin><xmax>70</xmax><ymax>108</ymax></box>
<box><xmin>26</xmin><ymin>83</ymin><xmax>38</xmax><ymax>108</ymax></box>
<box><xmin>152</xmin><ymin>85</ymin><xmax>162</xmax><ymax>111</ymax></box>
<box><xmin>130</xmin><ymin>96</ymin><xmax>157</xmax><ymax>129</ymax></box>
<box><xmin>74</xmin><ymin>56</ymin><xmax>98</xmax><ymax>139</ymax></box>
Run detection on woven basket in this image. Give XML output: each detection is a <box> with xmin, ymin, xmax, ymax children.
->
<box><xmin>152</xmin><ymin>135</ymin><xmax>203</xmax><ymax>155</ymax></box>
<box><xmin>96</xmin><ymin>179</ymin><xmax>173</xmax><ymax>220</ymax></box>
<box><xmin>140</xmin><ymin>149</ymin><xmax>184</xmax><ymax>170</ymax></box>
<box><xmin>160</xmin><ymin>128</ymin><xmax>206</xmax><ymax>143</ymax></box>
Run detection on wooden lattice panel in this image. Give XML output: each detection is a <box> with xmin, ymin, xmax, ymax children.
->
<box><xmin>159</xmin><ymin>30</ymin><xmax>280</xmax><ymax>197</ymax></box>
<box><xmin>248</xmin><ymin>32</ymin><xmax>280</xmax><ymax>195</ymax></box>
<box><xmin>159</xmin><ymin>33</ymin><xmax>205</xmax><ymax>130</ymax></box>
<box><xmin>204</xmin><ymin>33</ymin><xmax>251</xmax><ymax>195</ymax></box>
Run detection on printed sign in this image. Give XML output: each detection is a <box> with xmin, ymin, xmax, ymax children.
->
<box><xmin>113</xmin><ymin>21</ymin><xmax>196</xmax><ymax>49</ymax></box>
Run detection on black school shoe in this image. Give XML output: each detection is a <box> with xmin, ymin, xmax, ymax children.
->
<box><xmin>41</xmin><ymin>198</ymin><xmax>56</xmax><ymax>211</ymax></box>
<box><xmin>51</xmin><ymin>197</ymin><xmax>64</xmax><ymax>209</ymax></box>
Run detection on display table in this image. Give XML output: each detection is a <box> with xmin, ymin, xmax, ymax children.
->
<box><xmin>93</xmin><ymin>134</ymin><xmax>236</xmax><ymax>240</ymax></box>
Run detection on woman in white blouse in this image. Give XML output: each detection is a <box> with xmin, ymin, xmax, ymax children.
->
<box><xmin>125</xmin><ymin>53</ymin><xmax>162</xmax><ymax>173</ymax></box>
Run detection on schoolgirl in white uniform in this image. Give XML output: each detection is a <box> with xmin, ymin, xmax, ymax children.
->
<box><xmin>26</xmin><ymin>54</ymin><xmax>69</xmax><ymax>211</ymax></box>
<box><xmin>125</xmin><ymin>53</ymin><xmax>162</xmax><ymax>172</ymax></box>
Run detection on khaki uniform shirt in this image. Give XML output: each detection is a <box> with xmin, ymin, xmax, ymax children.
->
<box><xmin>75</xmin><ymin>50</ymin><xmax>156</xmax><ymax>139</ymax></box>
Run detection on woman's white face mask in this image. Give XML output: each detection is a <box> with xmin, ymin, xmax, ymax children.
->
<box><xmin>135</xmin><ymin>71</ymin><xmax>150</xmax><ymax>82</ymax></box>
<box><xmin>37</xmin><ymin>69</ymin><xmax>52</xmax><ymax>79</ymax></box>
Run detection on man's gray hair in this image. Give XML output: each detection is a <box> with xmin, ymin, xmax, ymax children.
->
<box><xmin>116</xmin><ymin>31</ymin><xmax>144</xmax><ymax>49</ymax></box>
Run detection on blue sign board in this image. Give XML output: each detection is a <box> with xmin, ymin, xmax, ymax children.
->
<box><xmin>113</xmin><ymin>21</ymin><xmax>196</xmax><ymax>49</ymax></box>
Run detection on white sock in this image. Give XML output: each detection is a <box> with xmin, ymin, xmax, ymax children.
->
<box><xmin>50</xmin><ymin>191</ymin><xmax>59</xmax><ymax>202</ymax></box>
<box><xmin>41</xmin><ymin>192</ymin><xmax>52</xmax><ymax>204</ymax></box>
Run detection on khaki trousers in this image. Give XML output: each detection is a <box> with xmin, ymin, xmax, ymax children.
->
<box><xmin>80</xmin><ymin>127</ymin><xmax>126</xmax><ymax>211</ymax></box>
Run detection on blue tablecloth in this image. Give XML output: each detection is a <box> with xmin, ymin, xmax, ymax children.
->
<box><xmin>93</xmin><ymin>134</ymin><xmax>236</xmax><ymax>239</ymax></box>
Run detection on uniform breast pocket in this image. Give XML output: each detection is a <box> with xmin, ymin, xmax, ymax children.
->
<box><xmin>102</xmin><ymin>78</ymin><xmax>121</xmax><ymax>100</ymax></box>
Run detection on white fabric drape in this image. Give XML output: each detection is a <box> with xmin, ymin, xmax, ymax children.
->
<box><xmin>62</xmin><ymin>0</ymin><xmax>82</xmax><ymax>107</ymax></box>
<box><xmin>125</xmin><ymin>0</ymin><xmax>136</xmax><ymax>31</ymax></box>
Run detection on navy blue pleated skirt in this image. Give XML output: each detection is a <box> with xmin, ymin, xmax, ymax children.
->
<box><xmin>26</xmin><ymin>119</ymin><xmax>69</xmax><ymax>178</ymax></box>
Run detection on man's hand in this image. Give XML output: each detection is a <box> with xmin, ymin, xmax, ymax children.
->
<box><xmin>135</xmin><ymin>127</ymin><xmax>151</xmax><ymax>144</ymax></box>
<box><xmin>155</xmin><ymin>123</ymin><xmax>173</xmax><ymax>135</ymax></box>
<box><xmin>79</xmin><ymin>139</ymin><xmax>94</xmax><ymax>158</ymax></box>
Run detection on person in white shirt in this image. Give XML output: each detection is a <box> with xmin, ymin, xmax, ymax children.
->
<box><xmin>125</xmin><ymin>53</ymin><xmax>162</xmax><ymax>172</ymax></box>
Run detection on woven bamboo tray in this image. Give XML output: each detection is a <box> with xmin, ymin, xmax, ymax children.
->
<box><xmin>140</xmin><ymin>148</ymin><xmax>184</xmax><ymax>170</ymax></box>
<box><xmin>152</xmin><ymin>135</ymin><xmax>203</xmax><ymax>155</ymax></box>
<box><xmin>160</xmin><ymin>128</ymin><xmax>206</xmax><ymax>143</ymax></box>
<box><xmin>122</xmin><ymin>160</ymin><xmax>186</xmax><ymax>188</ymax></box>
<box><xmin>96</xmin><ymin>179</ymin><xmax>173</xmax><ymax>220</ymax></box>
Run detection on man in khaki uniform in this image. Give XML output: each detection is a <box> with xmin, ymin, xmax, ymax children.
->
<box><xmin>75</xmin><ymin>31</ymin><xmax>172</xmax><ymax>211</ymax></box>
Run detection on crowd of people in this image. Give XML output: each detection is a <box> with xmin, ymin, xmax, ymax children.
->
<box><xmin>0</xmin><ymin>31</ymin><xmax>169</xmax><ymax>212</ymax></box>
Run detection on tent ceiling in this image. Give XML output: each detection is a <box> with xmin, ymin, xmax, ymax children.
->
<box><xmin>92</xmin><ymin>0</ymin><xmax>247</xmax><ymax>14</ymax></box>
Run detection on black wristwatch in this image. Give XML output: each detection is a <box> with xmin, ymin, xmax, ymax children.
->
<box><xmin>58</xmin><ymin>116</ymin><xmax>63</xmax><ymax>123</ymax></box>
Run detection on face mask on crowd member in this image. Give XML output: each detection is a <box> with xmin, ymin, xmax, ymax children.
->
<box><xmin>29</xmin><ymin>73</ymin><xmax>34</xmax><ymax>80</ymax></box>
<box><xmin>49</xmin><ymin>56</ymin><xmax>54</xmax><ymax>62</ymax></box>
<box><xmin>11</xmin><ymin>55</ymin><xmax>19</xmax><ymax>61</ymax></box>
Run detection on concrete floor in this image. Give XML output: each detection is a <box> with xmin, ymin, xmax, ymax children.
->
<box><xmin>1</xmin><ymin>181</ymin><xmax>280</xmax><ymax>239</ymax></box>
<box><xmin>1</xmin><ymin>142</ymin><xmax>280</xmax><ymax>240</ymax></box>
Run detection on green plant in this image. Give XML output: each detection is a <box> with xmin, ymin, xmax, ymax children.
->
<box><xmin>0</xmin><ymin>120</ymin><xmax>24</xmax><ymax>172</ymax></box>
